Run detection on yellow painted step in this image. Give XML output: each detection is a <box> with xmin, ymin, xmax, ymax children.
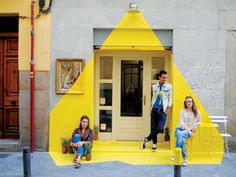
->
<box><xmin>49</xmin><ymin>141</ymin><xmax>223</xmax><ymax>166</ymax></box>
<box><xmin>92</xmin><ymin>141</ymin><xmax>170</xmax><ymax>153</ymax></box>
<box><xmin>49</xmin><ymin>141</ymin><xmax>173</xmax><ymax>166</ymax></box>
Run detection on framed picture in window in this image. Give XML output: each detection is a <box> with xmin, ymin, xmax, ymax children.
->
<box><xmin>56</xmin><ymin>58</ymin><xmax>84</xmax><ymax>94</ymax></box>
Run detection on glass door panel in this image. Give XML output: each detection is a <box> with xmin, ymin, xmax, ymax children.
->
<box><xmin>121</xmin><ymin>60</ymin><xmax>143</xmax><ymax>117</ymax></box>
<box><xmin>116</xmin><ymin>56</ymin><xmax>148</xmax><ymax>141</ymax></box>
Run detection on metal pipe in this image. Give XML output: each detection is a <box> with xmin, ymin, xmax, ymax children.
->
<box><xmin>23</xmin><ymin>147</ymin><xmax>31</xmax><ymax>177</ymax></box>
<box><xmin>30</xmin><ymin>0</ymin><xmax>35</xmax><ymax>153</ymax></box>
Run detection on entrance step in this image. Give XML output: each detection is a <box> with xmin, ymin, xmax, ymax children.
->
<box><xmin>0</xmin><ymin>139</ymin><xmax>20</xmax><ymax>152</ymax></box>
<box><xmin>49</xmin><ymin>141</ymin><xmax>173</xmax><ymax>166</ymax></box>
<box><xmin>93</xmin><ymin>141</ymin><xmax>170</xmax><ymax>153</ymax></box>
<box><xmin>50</xmin><ymin>141</ymin><xmax>223</xmax><ymax>166</ymax></box>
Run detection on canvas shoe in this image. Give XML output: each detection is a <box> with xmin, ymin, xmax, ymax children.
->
<box><xmin>182</xmin><ymin>159</ymin><xmax>187</xmax><ymax>167</ymax></box>
<box><xmin>74</xmin><ymin>163</ymin><xmax>81</xmax><ymax>169</ymax></box>
<box><xmin>73</xmin><ymin>155</ymin><xmax>79</xmax><ymax>163</ymax></box>
<box><xmin>142</xmin><ymin>137</ymin><xmax>148</xmax><ymax>149</ymax></box>
<box><xmin>152</xmin><ymin>144</ymin><xmax>157</xmax><ymax>152</ymax></box>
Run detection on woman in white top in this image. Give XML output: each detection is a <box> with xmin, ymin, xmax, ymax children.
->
<box><xmin>175</xmin><ymin>96</ymin><xmax>201</xmax><ymax>166</ymax></box>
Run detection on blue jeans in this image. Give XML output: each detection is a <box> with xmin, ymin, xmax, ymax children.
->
<box><xmin>175</xmin><ymin>127</ymin><xmax>190</xmax><ymax>159</ymax></box>
<box><xmin>73</xmin><ymin>134</ymin><xmax>84</xmax><ymax>157</ymax></box>
<box><xmin>147</xmin><ymin>108</ymin><xmax>166</xmax><ymax>144</ymax></box>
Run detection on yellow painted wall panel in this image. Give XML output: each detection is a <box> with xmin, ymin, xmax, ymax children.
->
<box><xmin>101</xmin><ymin>10</ymin><xmax>164</xmax><ymax>50</ymax></box>
<box><xmin>0</xmin><ymin>0</ymin><xmax>51</xmax><ymax>71</ymax></box>
<box><xmin>49</xmin><ymin>58</ymin><xmax>95</xmax><ymax>152</ymax></box>
<box><xmin>0</xmin><ymin>0</ymin><xmax>30</xmax><ymax>15</ymax></box>
<box><xmin>171</xmin><ymin>63</ymin><xmax>224</xmax><ymax>158</ymax></box>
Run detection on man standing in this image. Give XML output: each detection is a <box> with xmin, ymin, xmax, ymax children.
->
<box><xmin>142</xmin><ymin>70</ymin><xmax>172</xmax><ymax>151</ymax></box>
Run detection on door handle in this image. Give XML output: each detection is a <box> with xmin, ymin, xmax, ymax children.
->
<box><xmin>11</xmin><ymin>100</ymin><xmax>16</xmax><ymax>106</ymax></box>
<box><xmin>143</xmin><ymin>95</ymin><xmax>146</xmax><ymax>105</ymax></box>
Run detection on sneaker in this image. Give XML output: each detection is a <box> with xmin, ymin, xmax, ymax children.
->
<box><xmin>152</xmin><ymin>144</ymin><xmax>157</xmax><ymax>152</ymax></box>
<box><xmin>142</xmin><ymin>137</ymin><xmax>148</xmax><ymax>149</ymax></box>
<box><xmin>74</xmin><ymin>163</ymin><xmax>81</xmax><ymax>169</ymax></box>
<box><xmin>182</xmin><ymin>159</ymin><xmax>187</xmax><ymax>167</ymax></box>
<box><xmin>73</xmin><ymin>156</ymin><xmax>78</xmax><ymax>163</ymax></box>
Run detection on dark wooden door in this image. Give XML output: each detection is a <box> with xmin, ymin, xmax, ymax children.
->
<box><xmin>0</xmin><ymin>37</ymin><xmax>19</xmax><ymax>139</ymax></box>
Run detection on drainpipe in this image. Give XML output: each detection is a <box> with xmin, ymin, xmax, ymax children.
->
<box><xmin>30</xmin><ymin>0</ymin><xmax>35</xmax><ymax>153</ymax></box>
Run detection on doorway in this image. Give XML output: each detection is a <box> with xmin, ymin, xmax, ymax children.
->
<box><xmin>0</xmin><ymin>16</ymin><xmax>19</xmax><ymax>139</ymax></box>
<box><xmin>95</xmin><ymin>51</ymin><xmax>172</xmax><ymax>141</ymax></box>
<box><xmin>115</xmin><ymin>56</ymin><xmax>149</xmax><ymax>140</ymax></box>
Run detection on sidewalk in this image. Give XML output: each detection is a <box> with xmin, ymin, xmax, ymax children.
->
<box><xmin>0</xmin><ymin>152</ymin><xmax>236</xmax><ymax>177</ymax></box>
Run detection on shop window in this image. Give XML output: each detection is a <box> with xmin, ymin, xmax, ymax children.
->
<box><xmin>99</xmin><ymin>110</ymin><xmax>112</xmax><ymax>132</ymax></box>
<box><xmin>152</xmin><ymin>57</ymin><xmax>164</xmax><ymax>81</ymax></box>
<box><xmin>99</xmin><ymin>83</ymin><xmax>112</xmax><ymax>106</ymax></box>
<box><xmin>98</xmin><ymin>56</ymin><xmax>113</xmax><ymax>134</ymax></box>
<box><xmin>100</xmin><ymin>56</ymin><xmax>113</xmax><ymax>79</ymax></box>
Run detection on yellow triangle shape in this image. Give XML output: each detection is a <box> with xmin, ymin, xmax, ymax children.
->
<box><xmin>49</xmin><ymin>9</ymin><xmax>224</xmax><ymax>165</ymax></box>
<box><xmin>172</xmin><ymin>62</ymin><xmax>224</xmax><ymax>163</ymax></box>
<box><xmin>101</xmin><ymin>10</ymin><xmax>164</xmax><ymax>50</ymax></box>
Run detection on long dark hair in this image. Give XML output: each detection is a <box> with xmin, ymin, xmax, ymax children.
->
<box><xmin>184</xmin><ymin>96</ymin><xmax>198</xmax><ymax>118</ymax></box>
<box><xmin>79</xmin><ymin>115</ymin><xmax>90</xmax><ymax>130</ymax></box>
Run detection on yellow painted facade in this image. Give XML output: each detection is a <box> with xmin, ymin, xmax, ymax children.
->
<box><xmin>101</xmin><ymin>10</ymin><xmax>164</xmax><ymax>51</ymax></box>
<box><xmin>172</xmin><ymin>63</ymin><xmax>224</xmax><ymax>157</ymax></box>
<box><xmin>0</xmin><ymin>0</ymin><xmax>225</xmax><ymax>166</ymax></box>
<box><xmin>49</xmin><ymin>9</ymin><xmax>224</xmax><ymax>165</ymax></box>
<box><xmin>0</xmin><ymin>0</ymin><xmax>51</xmax><ymax>71</ymax></box>
<box><xmin>50</xmin><ymin>58</ymin><xmax>95</xmax><ymax>152</ymax></box>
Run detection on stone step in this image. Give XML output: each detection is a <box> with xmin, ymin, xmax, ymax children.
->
<box><xmin>0</xmin><ymin>139</ymin><xmax>20</xmax><ymax>152</ymax></box>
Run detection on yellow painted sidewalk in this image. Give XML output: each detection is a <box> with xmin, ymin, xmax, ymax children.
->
<box><xmin>49</xmin><ymin>141</ymin><xmax>223</xmax><ymax>166</ymax></box>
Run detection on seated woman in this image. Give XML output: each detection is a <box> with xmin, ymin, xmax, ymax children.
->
<box><xmin>175</xmin><ymin>96</ymin><xmax>201</xmax><ymax>166</ymax></box>
<box><xmin>70</xmin><ymin>115</ymin><xmax>93</xmax><ymax>169</ymax></box>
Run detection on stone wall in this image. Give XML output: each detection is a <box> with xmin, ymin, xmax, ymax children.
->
<box><xmin>226</xmin><ymin>31</ymin><xmax>236</xmax><ymax>149</ymax></box>
<box><xmin>19</xmin><ymin>71</ymin><xmax>50</xmax><ymax>151</ymax></box>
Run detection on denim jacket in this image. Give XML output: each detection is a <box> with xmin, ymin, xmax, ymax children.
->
<box><xmin>152</xmin><ymin>82</ymin><xmax>172</xmax><ymax>111</ymax></box>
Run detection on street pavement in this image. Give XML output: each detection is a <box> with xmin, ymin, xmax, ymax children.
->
<box><xmin>0</xmin><ymin>152</ymin><xmax>236</xmax><ymax>177</ymax></box>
